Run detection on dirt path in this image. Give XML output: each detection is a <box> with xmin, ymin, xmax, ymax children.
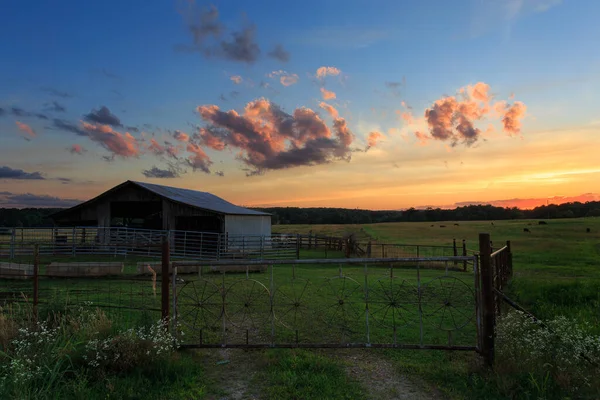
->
<box><xmin>197</xmin><ymin>348</ymin><xmax>444</xmax><ymax>400</ymax></box>
<box><xmin>199</xmin><ymin>348</ymin><xmax>266</xmax><ymax>400</ymax></box>
<box><xmin>331</xmin><ymin>349</ymin><xmax>445</xmax><ymax>400</ymax></box>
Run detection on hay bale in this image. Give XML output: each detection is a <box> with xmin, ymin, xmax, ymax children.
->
<box><xmin>47</xmin><ymin>262</ymin><xmax>123</xmax><ymax>277</ymax></box>
<box><xmin>0</xmin><ymin>262</ymin><xmax>34</xmax><ymax>280</ymax></box>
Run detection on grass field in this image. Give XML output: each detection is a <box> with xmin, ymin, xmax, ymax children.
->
<box><xmin>2</xmin><ymin>217</ymin><xmax>599</xmax><ymax>399</ymax></box>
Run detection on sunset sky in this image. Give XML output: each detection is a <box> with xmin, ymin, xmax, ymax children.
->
<box><xmin>1</xmin><ymin>0</ymin><xmax>599</xmax><ymax>210</ymax></box>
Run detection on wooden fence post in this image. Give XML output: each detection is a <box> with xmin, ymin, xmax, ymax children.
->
<box><xmin>161</xmin><ymin>237</ymin><xmax>170</xmax><ymax>328</ymax></box>
<box><xmin>479</xmin><ymin>233</ymin><xmax>494</xmax><ymax>367</ymax></box>
<box><xmin>296</xmin><ymin>234</ymin><xmax>301</xmax><ymax>259</ymax></box>
<box><xmin>308</xmin><ymin>230</ymin><xmax>312</xmax><ymax>250</ymax></box>
<box><xmin>462</xmin><ymin>239</ymin><xmax>467</xmax><ymax>272</ymax></box>
<box><xmin>453</xmin><ymin>239</ymin><xmax>458</xmax><ymax>267</ymax></box>
<box><xmin>33</xmin><ymin>244</ymin><xmax>39</xmax><ymax>322</ymax></box>
<box><xmin>367</xmin><ymin>241</ymin><xmax>372</xmax><ymax>258</ymax></box>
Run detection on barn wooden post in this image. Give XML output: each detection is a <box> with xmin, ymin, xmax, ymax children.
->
<box><xmin>479</xmin><ymin>233</ymin><xmax>494</xmax><ymax>367</ymax></box>
<box><xmin>462</xmin><ymin>239</ymin><xmax>467</xmax><ymax>271</ymax></box>
<box><xmin>33</xmin><ymin>244</ymin><xmax>39</xmax><ymax>322</ymax></box>
<box><xmin>161</xmin><ymin>237</ymin><xmax>170</xmax><ymax>329</ymax></box>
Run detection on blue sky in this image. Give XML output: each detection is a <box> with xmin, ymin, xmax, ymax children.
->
<box><xmin>1</xmin><ymin>0</ymin><xmax>599</xmax><ymax>209</ymax></box>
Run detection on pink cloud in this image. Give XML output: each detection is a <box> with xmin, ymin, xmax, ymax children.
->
<box><xmin>320</xmin><ymin>87</ymin><xmax>336</xmax><ymax>100</ymax></box>
<box><xmin>173</xmin><ymin>130</ymin><xmax>190</xmax><ymax>142</ymax></box>
<box><xmin>15</xmin><ymin>121</ymin><xmax>36</xmax><ymax>139</ymax></box>
<box><xmin>367</xmin><ymin>131</ymin><xmax>384</xmax><ymax>149</ymax></box>
<box><xmin>195</xmin><ymin>98</ymin><xmax>354</xmax><ymax>174</ymax></box>
<box><xmin>186</xmin><ymin>142</ymin><xmax>212</xmax><ymax>173</ymax></box>
<box><xmin>500</xmin><ymin>101</ymin><xmax>527</xmax><ymax>136</ymax></box>
<box><xmin>267</xmin><ymin>70</ymin><xmax>299</xmax><ymax>86</ymax></box>
<box><xmin>318</xmin><ymin>102</ymin><xmax>339</xmax><ymax>119</ymax></box>
<box><xmin>230</xmin><ymin>75</ymin><xmax>243</xmax><ymax>84</ymax></box>
<box><xmin>316</xmin><ymin>66</ymin><xmax>341</xmax><ymax>79</ymax></box>
<box><xmin>415</xmin><ymin>131</ymin><xmax>431</xmax><ymax>146</ymax></box>
<box><xmin>80</xmin><ymin>121</ymin><xmax>139</xmax><ymax>157</ymax></box>
<box><xmin>69</xmin><ymin>144</ymin><xmax>86</xmax><ymax>154</ymax></box>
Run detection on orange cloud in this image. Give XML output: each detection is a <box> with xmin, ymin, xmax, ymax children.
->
<box><xmin>15</xmin><ymin>121</ymin><xmax>35</xmax><ymax>138</ymax></box>
<box><xmin>499</xmin><ymin>101</ymin><xmax>527</xmax><ymax>136</ymax></box>
<box><xmin>316</xmin><ymin>66</ymin><xmax>341</xmax><ymax>79</ymax></box>
<box><xmin>186</xmin><ymin>142</ymin><xmax>212</xmax><ymax>173</ymax></box>
<box><xmin>80</xmin><ymin>121</ymin><xmax>139</xmax><ymax>157</ymax></box>
<box><xmin>267</xmin><ymin>70</ymin><xmax>299</xmax><ymax>86</ymax></box>
<box><xmin>230</xmin><ymin>75</ymin><xmax>243</xmax><ymax>84</ymax></box>
<box><xmin>422</xmin><ymin>82</ymin><xmax>524</xmax><ymax>147</ymax></box>
<box><xmin>415</xmin><ymin>131</ymin><xmax>430</xmax><ymax>146</ymax></box>
<box><xmin>320</xmin><ymin>87</ymin><xmax>336</xmax><ymax>100</ymax></box>
<box><xmin>318</xmin><ymin>102</ymin><xmax>339</xmax><ymax>119</ymax></box>
<box><xmin>195</xmin><ymin>98</ymin><xmax>354</xmax><ymax>174</ymax></box>
<box><xmin>367</xmin><ymin>131</ymin><xmax>384</xmax><ymax>149</ymax></box>
<box><xmin>173</xmin><ymin>130</ymin><xmax>190</xmax><ymax>142</ymax></box>
<box><xmin>69</xmin><ymin>144</ymin><xmax>85</xmax><ymax>154</ymax></box>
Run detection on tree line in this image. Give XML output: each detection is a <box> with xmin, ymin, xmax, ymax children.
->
<box><xmin>1</xmin><ymin>202</ymin><xmax>599</xmax><ymax>227</ymax></box>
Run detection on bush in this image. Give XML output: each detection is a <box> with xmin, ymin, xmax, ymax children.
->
<box><xmin>492</xmin><ymin>310</ymin><xmax>600</xmax><ymax>398</ymax></box>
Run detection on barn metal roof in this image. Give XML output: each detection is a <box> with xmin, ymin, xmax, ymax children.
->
<box><xmin>130</xmin><ymin>181</ymin><xmax>269</xmax><ymax>216</ymax></box>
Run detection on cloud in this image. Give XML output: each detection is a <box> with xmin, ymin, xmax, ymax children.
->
<box><xmin>195</xmin><ymin>99</ymin><xmax>354</xmax><ymax>174</ymax></box>
<box><xmin>41</xmin><ymin>87</ymin><xmax>72</xmax><ymax>98</ymax></box>
<box><xmin>421</xmin><ymin>82</ymin><xmax>521</xmax><ymax>147</ymax></box>
<box><xmin>142</xmin><ymin>166</ymin><xmax>179</xmax><ymax>179</ymax></box>
<box><xmin>230</xmin><ymin>75</ymin><xmax>243</xmax><ymax>84</ymax></box>
<box><xmin>498</xmin><ymin>101</ymin><xmax>527</xmax><ymax>136</ymax></box>
<box><xmin>268</xmin><ymin>70</ymin><xmax>299</xmax><ymax>86</ymax></box>
<box><xmin>397</xmin><ymin>110</ymin><xmax>413</xmax><ymax>124</ymax></box>
<box><xmin>186</xmin><ymin>142</ymin><xmax>212</xmax><ymax>173</ymax></box>
<box><xmin>52</xmin><ymin>118</ymin><xmax>87</xmax><ymax>136</ymax></box>
<box><xmin>173</xmin><ymin>130</ymin><xmax>190</xmax><ymax>142</ymax></box>
<box><xmin>366</xmin><ymin>131</ymin><xmax>384</xmax><ymax>149</ymax></box>
<box><xmin>182</xmin><ymin>3</ymin><xmax>223</xmax><ymax>45</ymax></box>
<box><xmin>415</xmin><ymin>131</ymin><xmax>431</xmax><ymax>146</ymax></box>
<box><xmin>217</xmin><ymin>25</ymin><xmax>261</xmax><ymax>63</ymax></box>
<box><xmin>80</xmin><ymin>121</ymin><xmax>139</xmax><ymax>157</ymax></box>
<box><xmin>6</xmin><ymin>107</ymin><xmax>48</xmax><ymax>120</ymax></box>
<box><xmin>68</xmin><ymin>144</ymin><xmax>86</xmax><ymax>154</ymax></box>
<box><xmin>215</xmin><ymin>170</ymin><xmax>225</xmax><ymax>177</ymax></box>
<box><xmin>43</xmin><ymin>101</ymin><xmax>66</xmax><ymax>113</ymax></box>
<box><xmin>84</xmin><ymin>106</ymin><xmax>122</xmax><ymax>127</ymax></box>
<box><xmin>320</xmin><ymin>87</ymin><xmax>336</xmax><ymax>100</ymax></box>
<box><xmin>268</xmin><ymin>44</ymin><xmax>290</xmax><ymax>62</ymax></box>
<box><xmin>0</xmin><ymin>166</ymin><xmax>45</xmax><ymax>180</ymax></box>
<box><xmin>316</xmin><ymin>66</ymin><xmax>341</xmax><ymax>79</ymax></box>
<box><xmin>15</xmin><ymin>121</ymin><xmax>36</xmax><ymax>139</ymax></box>
<box><xmin>319</xmin><ymin>102</ymin><xmax>339</xmax><ymax>119</ymax></box>
<box><xmin>0</xmin><ymin>192</ymin><xmax>82</xmax><ymax>208</ymax></box>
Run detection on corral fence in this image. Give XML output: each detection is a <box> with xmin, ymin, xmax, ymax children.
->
<box><xmin>0</xmin><ymin>227</ymin><xmax>298</xmax><ymax>260</ymax></box>
<box><xmin>0</xmin><ymin>232</ymin><xmax>511</xmax><ymax>365</ymax></box>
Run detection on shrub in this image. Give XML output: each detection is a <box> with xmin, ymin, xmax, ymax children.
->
<box><xmin>494</xmin><ymin>310</ymin><xmax>600</xmax><ymax>398</ymax></box>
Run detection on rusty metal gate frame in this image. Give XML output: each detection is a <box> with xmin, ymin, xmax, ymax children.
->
<box><xmin>172</xmin><ymin>256</ymin><xmax>481</xmax><ymax>351</ymax></box>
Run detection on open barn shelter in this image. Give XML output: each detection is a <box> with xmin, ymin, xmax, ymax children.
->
<box><xmin>51</xmin><ymin>180</ymin><xmax>271</xmax><ymax>236</ymax></box>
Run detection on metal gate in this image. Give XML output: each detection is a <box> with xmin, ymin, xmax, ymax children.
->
<box><xmin>173</xmin><ymin>256</ymin><xmax>481</xmax><ymax>351</ymax></box>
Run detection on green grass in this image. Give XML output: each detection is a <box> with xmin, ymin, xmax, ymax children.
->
<box><xmin>260</xmin><ymin>349</ymin><xmax>365</xmax><ymax>400</ymax></box>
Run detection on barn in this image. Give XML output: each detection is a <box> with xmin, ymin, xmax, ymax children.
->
<box><xmin>51</xmin><ymin>180</ymin><xmax>271</xmax><ymax>236</ymax></box>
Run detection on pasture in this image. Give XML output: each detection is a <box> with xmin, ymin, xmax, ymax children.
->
<box><xmin>1</xmin><ymin>217</ymin><xmax>598</xmax><ymax>399</ymax></box>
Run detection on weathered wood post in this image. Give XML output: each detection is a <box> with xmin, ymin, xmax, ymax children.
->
<box><xmin>479</xmin><ymin>233</ymin><xmax>494</xmax><ymax>367</ymax></box>
<box><xmin>453</xmin><ymin>239</ymin><xmax>458</xmax><ymax>268</ymax></box>
<box><xmin>462</xmin><ymin>239</ymin><xmax>467</xmax><ymax>271</ymax></box>
<box><xmin>33</xmin><ymin>244</ymin><xmax>39</xmax><ymax>322</ymax></box>
<box><xmin>308</xmin><ymin>230</ymin><xmax>312</xmax><ymax>250</ymax></box>
<box><xmin>161</xmin><ymin>237</ymin><xmax>170</xmax><ymax>328</ymax></box>
<box><xmin>295</xmin><ymin>234</ymin><xmax>301</xmax><ymax>259</ymax></box>
<box><xmin>506</xmin><ymin>240</ymin><xmax>513</xmax><ymax>279</ymax></box>
<box><xmin>367</xmin><ymin>241</ymin><xmax>372</xmax><ymax>258</ymax></box>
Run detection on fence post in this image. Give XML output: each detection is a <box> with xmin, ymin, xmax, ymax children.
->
<box><xmin>10</xmin><ymin>228</ymin><xmax>15</xmax><ymax>259</ymax></box>
<box><xmin>161</xmin><ymin>237</ymin><xmax>170</xmax><ymax>329</ymax></box>
<box><xmin>453</xmin><ymin>239</ymin><xmax>458</xmax><ymax>267</ymax></box>
<box><xmin>506</xmin><ymin>240</ymin><xmax>513</xmax><ymax>278</ymax></box>
<box><xmin>296</xmin><ymin>234</ymin><xmax>300</xmax><ymax>259</ymax></box>
<box><xmin>479</xmin><ymin>233</ymin><xmax>494</xmax><ymax>367</ymax></box>
<box><xmin>72</xmin><ymin>227</ymin><xmax>76</xmax><ymax>257</ymax></box>
<box><xmin>33</xmin><ymin>244</ymin><xmax>39</xmax><ymax>322</ymax></box>
<box><xmin>462</xmin><ymin>239</ymin><xmax>467</xmax><ymax>271</ymax></box>
<box><xmin>308</xmin><ymin>230</ymin><xmax>312</xmax><ymax>250</ymax></box>
<box><xmin>367</xmin><ymin>241</ymin><xmax>372</xmax><ymax>258</ymax></box>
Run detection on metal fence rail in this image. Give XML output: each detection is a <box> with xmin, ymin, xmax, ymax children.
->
<box><xmin>173</xmin><ymin>256</ymin><xmax>480</xmax><ymax>349</ymax></box>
